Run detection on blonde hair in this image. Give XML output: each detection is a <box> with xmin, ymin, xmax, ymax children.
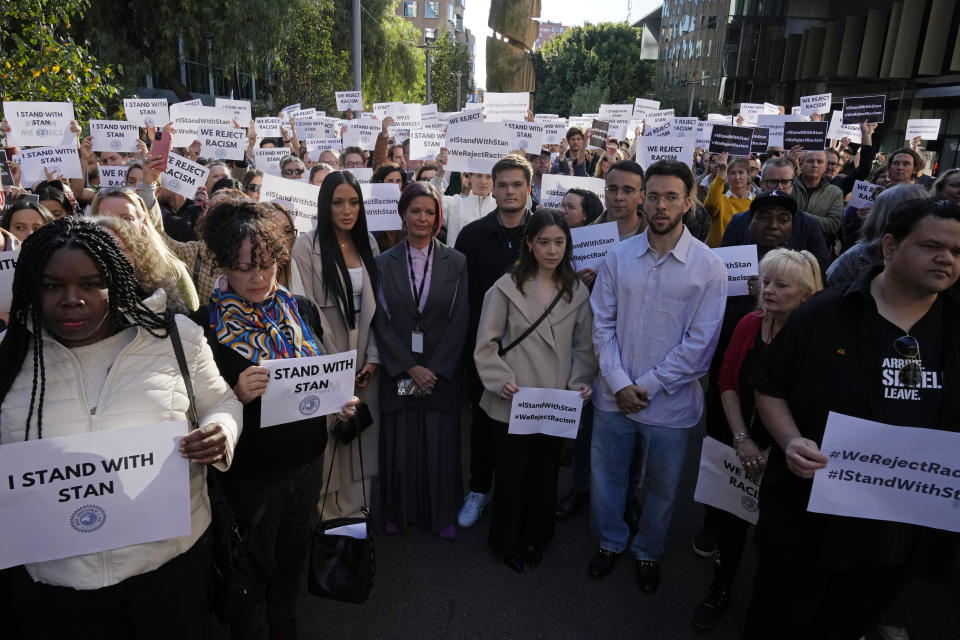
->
<box><xmin>90</xmin><ymin>189</ymin><xmax>150</xmax><ymax>221</ymax></box>
<box><xmin>594</xmin><ymin>149</ymin><xmax>626</xmax><ymax>178</ymax></box>
<box><xmin>758</xmin><ymin>248</ymin><xmax>823</xmax><ymax>300</ymax></box>
<box><xmin>91</xmin><ymin>216</ymin><xmax>193</xmax><ymax>312</ymax></box>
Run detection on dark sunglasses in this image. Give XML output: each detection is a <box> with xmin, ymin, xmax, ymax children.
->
<box><xmin>282</xmin><ymin>167</ymin><xmax>305</xmax><ymax>176</ymax></box>
<box><xmin>894</xmin><ymin>335</ymin><xmax>921</xmax><ymax>387</ymax></box>
<box><xmin>247</xmin><ymin>184</ymin><xmax>261</xmax><ymax>192</ymax></box>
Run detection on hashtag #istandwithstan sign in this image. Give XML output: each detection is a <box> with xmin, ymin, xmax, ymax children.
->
<box><xmin>508</xmin><ymin>387</ymin><xmax>584</xmax><ymax>439</ymax></box>
<box><xmin>808</xmin><ymin>412</ymin><xmax>960</xmax><ymax>533</ymax></box>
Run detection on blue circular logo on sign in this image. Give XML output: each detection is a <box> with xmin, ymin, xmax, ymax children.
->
<box><xmin>110</xmin><ymin>140</ymin><xmax>122</xmax><ymax>151</ymax></box>
<box><xmin>166</xmin><ymin>178</ymin><xmax>182</xmax><ymax>191</ymax></box>
<box><xmin>144</xmin><ymin>116</ymin><xmax>155</xmax><ymax>127</ymax></box>
<box><xmin>299</xmin><ymin>395</ymin><xmax>321</xmax><ymax>416</ymax></box>
<box><xmin>740</xmin><ymin>495</ymin><xmax>758</xmax><ymax>512</ymax></box>
<box><xmin>37</xmin><ymin>129</ymin><xmax>49</xmax><ymax>137</ymax></box>
<box><xmin>71</xmin><ymin>505</ymin><xmax>107</xmax><ymax>533</ymax></box>
<box><xmin>215</xmin><ymin>148</ymin><xmax>227</xmax><ymax>159</ymax></box>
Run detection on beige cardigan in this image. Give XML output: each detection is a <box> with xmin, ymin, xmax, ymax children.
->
<box><xmin>474</xmin><ymin>273</ymin><xmax>598</xmax><ymax>422</ymax></box>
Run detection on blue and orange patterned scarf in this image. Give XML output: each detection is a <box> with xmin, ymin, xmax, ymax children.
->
<box><xmin>210</xmin><ymin>282</ymin><xmax>321</xmax><ymax>364</ymax></box>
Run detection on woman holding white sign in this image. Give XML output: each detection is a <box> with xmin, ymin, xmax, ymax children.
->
<box><xmin>0</xmin><ymin>217</ymin><xmax>241</xmax><ymax>638</ymax></box>
<box><xmin>372</xmin><ymin>181</ymin><xmax>469</xmax><ymax>539</ymax></box>
<box><xmin>474</xmin><ymin>209</ymin><xmax>597</xmax><ymax>572</ymax></box>
<box><xmin>293</xmin><ymin>170</ymin><xmax>381</xmax><ymax>520</ymax></box>
<box><xmin>692</xmin><ymin>248</ymin><xmax>822</xmax><ymax>631</ymax></box>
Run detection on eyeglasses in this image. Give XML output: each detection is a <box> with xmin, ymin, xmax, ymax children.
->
<box><xmin>605</xmin><ymin>186</ymin><xmax>639</xmax><ymax>196</ymax></box>
<box><xmin>282</xmin><ymin>167</ymin><xmax>305</xmax><ymax>177</ymax></box>
<box><xmin>762</xmin><ymin>179</ymin><xmax>793</xmax><ymax>188</ymax></box>
<box><xmin>826</xmin><ymin>162</ymin><xmax>840</xmax><ymax>169</ymax></box>
<box><xmin>894</xmin><ymin>335</ymin><xmax>922</xmax><ymax>387</ymax></box>
<box><xmin>247</xmin><ymin>184</ymin><xmax>261</xmax><ymax>192</ymax></box>
<box><xmin>644</xmin><ymin>193</ymin><xmax>682</xmax><ymax>204</ymax></box>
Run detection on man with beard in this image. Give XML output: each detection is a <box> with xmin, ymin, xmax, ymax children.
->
<box><xmin>588</xmin><ymin>159</ymin><xmax>727</xmax><ymax>593</ymax></box>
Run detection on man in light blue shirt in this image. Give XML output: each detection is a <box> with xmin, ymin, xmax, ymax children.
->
<box><xmin>587</xmin><ymin>159</ymin><xmax>728</xmax><ymax>593</ymax></box>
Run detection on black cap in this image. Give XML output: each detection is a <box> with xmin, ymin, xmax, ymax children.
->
<box><xmin>750</xmin><ymin>190</ymin><xmax>797</xmax><ymax>216</ymax></box>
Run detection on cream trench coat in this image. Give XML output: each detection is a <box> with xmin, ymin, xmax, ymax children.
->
<box><xmin>474</xmin><ymin>273</ymin><xmax>598</xmax><ymax>423</ymax></box>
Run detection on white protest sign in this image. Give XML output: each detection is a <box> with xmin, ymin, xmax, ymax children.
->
<box><xmin>504</xmin><ymin>120</ymin><xmax>545</xmax><ymax>152</ymax></box>
<box><xmin>343</xmin><ymin>118</ymin><xmax>381</xmax><ymax>151</ymax></box>
<box><xmin>89</xmin><ymin>120</ymin><xmax>141</xmax><ymax>153</ymax></box>
<box><xmin>827</xmin><ymin>111</ymin><xmax>862</xmax><ymax>144</ymax></box>
<box><xmin>304</xmin><ymin>137</ymin><xmax>343</xmax><ymax>153</ymax></box>
<box><xmin>171</xmin><ymin>106</ymin><xmax>235</xmax><ymax>147</ymax></box>
<box><xmin>707</xmin><ymin>113</ymin><xmax>733</xmax><ymax>125</ymax></box>
<box><xmin>361</xmin><ymin>182</ymin><xmax>402</xmax><ymax>231</ymax></box>
<box><xmin>645</xmin><ymin>109</ymin><xmax>675</xmax><ymax>128</ymax></box>
<box><xmin>447</xmin><ymin>108</ymin><xmax>483</xmax><ymax>125</ymax></box>
<box><xmin>508</xmin><ymin>387</ymin><xmax>584</xmax><ymax>439</ymax></box>
<box><xmin>693</xmin><ymin>436</ymin><xmax>761</xmax><ymax>524</ymax></box>
<box><xmin>214</xmin><ymin>98</ymin><xmax>252</xmax><ymax>124</ymax></box>
<box><xmin>279</xmin><ymin>103</ymin><xmax>301</xmax><ymax>120</ymax></box>
<box><xmin>800</xmin><ymin>93</ymin><xmax>832</xmax><ymax>115</ymax></box>
<box><xmin>0</xmin><ymin>250</ymin><xmax>18</xmax><ymax>313</ymax></box>
<box><xmin>254</xmin><ymin>148</ymin><xmax>292</xmax><ymax>176</ymax></box>
<box><xmin>98</xmin><ymin>166</ymin><xmax>127</xmax><ymax>189</ymax></box>
<box><xmin>599</xmin><ymin>104</ymin><xmax>634</xmax><ymax>121</ymax></box>
<box><xmin>420</xmin><ymin>103</ymin><xmax>440</xmax><ymax>125</ymax></box>
<box><xmin>0</xmin><ymin>421</ymin><xmax>191</xmax><ymax>571</ymax></box>
<box><xmin>391</xmin><ymin>104</ymin><xmax>422</xmax><ymax>129</ymax></box>
<box><xmin>259</xmin><ymin>351</ymin><xmax>357</xmax><ymax>428</ymax></box>
<box><xmin>444</xmin><ymin>122</ymin><xmax>514</xmax><ymax>174</ymax></box>
<box><xmin>409</xmin><ymin>128</ymin><xmax>445</xmax><ymax>160</ymax></box>
<box><xmin>570</xmin><ymin>222</ymin><xmax>619</xmax><ymax>272</ymax></box>
<box><xmin>534</xmin><ymin>113</ymin><xmax>559</xmax><ymax>122</ymax></box>
<box><xmin>259</xmin><ymin>174</ymin><xmax>320</xmax><ymax>232</ymax></box>
<box><xmin>2</xmin><ymin>101</ymin><xmax>76</xmax><ymax>147</ymax></box>
<box><xmin>638</xmin><ymin>136</ymin><xmax>697</xmax><ymax>170</ymax></box>
<box><xmin>543</xmin><ymin>120</ymin><xmax>568</xmax><ymax>145</ymax></box>
<box><xmin>905</xmin><ymin>119</ymin><xmax>941</xmax><ymax>141</ymax></box>
<box><xmin>175</xmin><ymin>98</ymin><xmax>203</xmax><ymax>109</ymax></box>
<box><xmin>808</xmin><ymin>412</ymin><xmax>960</xmax><ymax>533</ymax></box>
<box><xmin>739</xmin><ymin>103</ymin><xmax>764</xmax><ymax>127</ymax></box>
<box><xmin>849</xmin><ymin>180</ymin><xmax>882</xmax><ymax>209</ymax></box>
<box><xmin>255</xmin><ymin>117</ymin><xmax>284</xmax><ymax>137</ymax></box>
<box><xmin>161</xmin><ymin>153</ymin><xmax>209</xmax><ymax>200</ymax></box>
<box><xmin>348</xmin><ymin>167</ymin><xmax>373</xmax><ymax>183</ymax></box>
<box><xmin>336</xmin><ymin>91</ymin><xmax>364</xmax><ymax>112</ymax></box>
<box><xmin>290</xmin><ymin>108</ymin><xmax>317</xmax><ymax>121</ymax></box>
<box><xmin>756</xmin><ymin>114</ymin><xmax>802</xmax><ymax>148</ymax></box>
<box><xmin>373</xmin><ymin>102</ymin><xmax>401</xmax><ymax>118</ymax></box>
<box><xmin>633</xmin><ymin>98</ymin><xmax>661</xmax><ymax>117</ymax></box>
<box><xmin>16</xmin><ymin>146</ymin><xmax>83</xmax><ymax>186</ymax></box>
<box><xmin>123</xmin><ymin>98</ymin><xmax>170</xmax><ymax>128</ymax></box>
<box><xmin>483</xmin><ymin>92</ymin><xmax>529</xmax><ymax>122</ymax></box>
<box><xmin>387</xmin><ymin>126</ymin><xmax>409</xmax><ymax>144</ymax></box>
<box><xmin>671</xmin><ymin>117</ymin><xmax>698</xmax><ymax>137</ymax></box>
<box><xmin>198</xmin><ymin>125</ymin><xmax>247</xmax><ymax>161</ymax></box>
<box><xmin>713</xmin><ymin>245</ymin><xmax>759</xmax><ymax>297</ymax></box>
<box><xmin>696</xmin><ymin>122</ymin><xmax>714</xmax><ymax>148</ymax></box>
<box><xmin>643</xmin><ymin>121</ymin><xmax>672</xmax><ymax>138</ymax></box>
<box><xmin>568</xmin><ymin>116</ymin><xmax>592</xmax><ymax>130</ymax></box>
<box><xmin>538</xmin><ymin>174</ymin><xmax>606</xmax><ymax>209</ymax></box>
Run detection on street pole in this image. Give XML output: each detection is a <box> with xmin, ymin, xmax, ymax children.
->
<box><xmin>352</xmin><ymin>0</ymin><xmax>361</xmax><ymax>116</ymax></box>
<box><xmin>426</xmin><ymin>52</ymin><xmax>432</xmax><ymax>104</ymax></box>
<box><xmin>688</xmin><ymin>81</ymin><xmax>695</xmax><ymax>117</ymax></box>
<box><xmin>451</xmin><ymin>71</ymin><xmax>463</xmax><ymax>110</ymax></box>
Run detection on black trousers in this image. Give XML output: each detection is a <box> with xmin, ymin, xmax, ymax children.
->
<box><xmin>220</xmin><ymin>458</ymin><xmax>323</xmax><ymax>640</ymax></box>
<box><xmin>467</xmin><ymin>363</ymin><xmax>496</xmax><ymax>494</ymax></box>
<box><xmin>488</xmin><ymin>418</ymin><xmax>565</xmax><ymax>560</ymax></box>
<box><xmin>9</xmin><ymin>528</ymin><xmax>212</xmax><ymax>640</ymax></box>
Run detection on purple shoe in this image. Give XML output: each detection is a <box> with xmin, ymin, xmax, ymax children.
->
<box><xmin>437</xmin><ymin>524</ymin><xmax>456</xmax><ymax>541</ymax></box>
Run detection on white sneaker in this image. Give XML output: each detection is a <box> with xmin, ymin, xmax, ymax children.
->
<box><xmin>457</xmin><ymin>491</ymin><xmax>489</xmax><ymax>527</ymax></box>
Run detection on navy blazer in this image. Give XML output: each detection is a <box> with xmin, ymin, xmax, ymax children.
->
<box><xmin>720</xmin><ymin>209</ymin><xmax>830</xmax><ymax>272</ymax></box>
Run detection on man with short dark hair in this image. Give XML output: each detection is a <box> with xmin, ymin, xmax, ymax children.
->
<box><xmin>887</xmin><ymin>147</ymin><xmax>924</xmax><ymax>185</ymax></box>
<box><xmin>455</xmin><ymin>154</ymin><xmax>533</xmax><ymax>528</ymax></box>
<box><xmin>742</xmin><ymin>198</ymin><xmax>960</xmax><ymax>638</ymax></box>
<box><xmin>341</xmin><ymin>146</ymin><xmax>366</xmax><ymax>169</ymax></box>
<box><xmin>551</xmin><ymin>126</ymin><xmax>599</xmax><ymax>177</ymax></box>
<box><xmin>588</xmin><ymin>159</ymin><xmax>727</xmax><ymax>593</ymax></box>
<box><xmin>792</xmin><ymin>150</ymin><xmax>844</xmax><ymax>241</ymax></box>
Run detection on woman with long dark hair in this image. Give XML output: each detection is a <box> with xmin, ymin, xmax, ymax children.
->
<box><xmin>0</xmin><ymin>217</ymin><xmax>241</xmax><ymax>638</ymax></box>
<box><xmin>292</xmin><ymin>170</ymin><xmax>381</xmax><ymax>519</ymax></box>
<box><xmin>372</xmin><ymin>181</ymin><xmax>468</xmax><ymax>539</ymax></box>
<box><xmin>1</xmin><ymin>199</ymin><xmax>54</xmax><ymax>243</ymax></box>
<box><xmin>473</xmin><ymin>209</ymin><xmax>597</xmax><ymax>572</ymax></box>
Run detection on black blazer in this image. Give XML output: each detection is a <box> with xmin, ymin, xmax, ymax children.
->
<box><xmin>372</xmin><ymin>239</ymin><xmax>469</xmax><ymax>414</ymax></box>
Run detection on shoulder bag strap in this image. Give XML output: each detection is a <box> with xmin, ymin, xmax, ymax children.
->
<box><xmin>168</xmin><ymin>312</ymin><xmax>199</xmax><ymax>430</ymax></box>
<box><xmin>497</xmin><ymin>289</ymin><xmax>565</xmax><ymax>358</ymax></box>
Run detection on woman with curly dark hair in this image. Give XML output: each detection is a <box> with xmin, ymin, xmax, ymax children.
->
<box><xmin>193</xmin><ymin>199</ymin><xmax>358</xmax><ymax>639</ymax></box>
<box><xmin>0</xmin><ymin>217</ymin><xmax>241</xmax><ymax>638</ymax></box>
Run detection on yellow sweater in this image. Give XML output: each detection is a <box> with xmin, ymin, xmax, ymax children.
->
<box><xmin>704</xmin><ymin>176</ymin><xmax>753</xmax><ymax>248</ymax></box>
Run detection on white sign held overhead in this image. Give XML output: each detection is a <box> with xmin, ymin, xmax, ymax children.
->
<box><xmin>2</xmin><ymin>101</ymin><xmax>76</xmax><ymax>147</ymax></box>
<box><xmin>756</xmin><ymin>114</ymin><xmax>802</xmax><ymax>148</ymax></box>
<box><xmin>444</xmin><ymin>122</ymin><xmax>514</xmax><ymax>174</ymax></box>
<box><xmin>98</xmin><ymin>166</ymin><xmax>127</xmax><ymax>189</ymax></box>
<box><xmin>336</xmin><ymin>91</ymin><xmax>364</xmax><ymax>112</ymax></box>
<box><xmin>800</xmin><ymin>93</ymin><xmax>832</xmax><ymax>115</ymax></box>
<box><xmin>638</xmin><ymin>136</ymin><xmax>697</xmax><ymax>171</ymax></box>
<box><xmin>347</xmin><ymin>167</ymin><xmax>374</xmax><ymax>183</ymax></box>
<box><xmin>254</xmin><ymin>148</ymin><xmax>292</xmax><ymax>176</ymax></box>
<box><xmin>214</xmin><ymin>98</ymin><xmax>252</xmax><ymax>125</ymax></box>
<box><xmin>808</xmin><ymin>412</ymin><xmax>960</xmax><ymax>533</ymax></box>
<box><xmin>712</xmin><ymin>245</ymin><xmax>759</xmax><ymax>297</ymax></box>
<box><xmin>905</xmin><ymin>119</ymin><xmax>941</xmax><ymax>141</ymax></box>
<box><xmin>89</xmin><ymin>120</ymin><xmax>141</xmax><ymax>153</ymax></box>
<box><xmin>161</xmin><ymin>153</ymin><xmax>210</xmax><ymax>201</ymax></box>
<box><xmin>259</xmin><ymin>351</ymin><xmax>357</xmax><ymax>428</ymax></box>
<box><xmin>0</xmin><ymin>250</ymin><xmax>18</xmax><ymax>313</ymax></box>
<box><xmin>508</xmin><ymin>387</ymin><xmax>584</xmax><ymax>439</ymax></box>
<box><xmin>483</xmin><ymin>92</ymin><xmax>530</xmax><ymax>122</ymax></box>
<box><xmin>254</xmin><ymin>117</ymin><xmax>284</xmax><ymax>138</ymax></box>
<box><xmin>694</xmin><ymin>436</ymin><xmax>761</xmax><ymax>524</ymax></box>
<box><xmin>570</xmin><ymin>222</ymin><xmax>619</xmax><ymax>272</ymax></box>
<box><xmin>15</xmin><ymin>146</ymin><xmax>83</xmax><ymax>186</ymax></box>
<box><xmin>361</xmin><ymin>183</ymin><xmax>402</xmax><ymax>231</ymax></box>
<box><xmin>0</xmin><ymin>421</ymin><xmax>191</xmax><ymax>571</ymax></box>
<box><xmin>633</xmin><ymin>98</ymin><xmax>661</xmax><ymax>117</ymax></box>
<box><xmin>170</xmin><ymin>106</ymin><xmax>235</xmax><ymax>147</ymax></box>
<box><xmin>408</xmin><ymin>128</ymin><xmax>445</xmax><ymax>161</ymax></box>
<box><xmin>539</xmin><ymin>174</ymin><xmax>606</xmax><ymax>210</ymax></box>
<box><xmin>826</xmin><ymin>111</ymin><xmax>863</xmax><ymax>144</ymax></box>
<box><xmin>849</xmin><ymin>180</ymin><xmax>882</xmax><ymax>209</ymax></box>
<box><xmin>123</xmin><ymin>98</ymin><xmax>170</xmax><ymax>128</ymax></box>
<box><xmin>504</xmin><ymin>120</ymin><xmax>545</xmax><ymax>153</ymax></box>
<box><xmin>342</xmin><ymin>119</ymin><xmax>381</xmax><ymax>151</ymax></box>
<box><xmin>259</xmin><ymin>174</ymin><xmax>321</xmax><ymax>232</ymax></box>
<box><xmin>198</xmin><ymin>126</ymin><xmax>247</xmax><ymax>161</ymax></box>
<box><xmin>542</xmin><ymin>119</ymin><xmax>568</xmax><ymax>146</ymax></box>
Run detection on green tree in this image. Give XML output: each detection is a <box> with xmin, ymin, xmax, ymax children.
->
<box><xmin>425</xmin><ymin>32</ymin><xmax>474</xmax><ymax>112</ymax></box>
<box><xmin>532</xmin><ymin>22</ymin><xmax>655</xmax><ymax>117</ymax></box>
<box><xmin>1</xmin><ymin>0</ymin><xmax>120</xmax><ymax>123</ymax></box>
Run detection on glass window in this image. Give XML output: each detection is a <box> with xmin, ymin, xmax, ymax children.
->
<box><xmin>424</xmin><ymin>27</ymin><xmax>438</xmax><ymax>42</ymax></box>
<box><xmin>425</xmin><ymin>1</ymin><xmax>439</xmax><ymax>18</ymax></box>
<box><xmin>448</xmin><ymin>2</ymin><xmax>456</xmax><ymax>21</ymax></box>
<box><xmin>402</xmin><ymin>1</ymin><xmax>417</xmax><ymax>17</ymax></box>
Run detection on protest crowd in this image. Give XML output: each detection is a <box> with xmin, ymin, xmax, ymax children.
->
<box><xmin>0</xmin><ymin>79</ymin><xmax>958</xmax><ymax>640</ymax></box>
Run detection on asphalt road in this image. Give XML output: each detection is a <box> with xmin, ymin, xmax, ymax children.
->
<box><xmin>298</xmin><ymin>418</ymin><xmax>754</xmax><ymax>640</ymax></box>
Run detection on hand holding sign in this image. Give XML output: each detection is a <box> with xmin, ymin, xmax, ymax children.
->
<box><xmin>179</xmin><ymin>424</ymin><xmax>228</xmax><ymax>465</ymax></box>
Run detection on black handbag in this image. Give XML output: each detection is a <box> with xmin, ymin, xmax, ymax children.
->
<box><xmin>331</xmin><ymin>403</ymin><xmax>374</xmax><ymax>445</ymax></box>
<box><xmin>168</xmin><ymin>314</ymin><xmax>268</xmax><ymax>623</ymax></box>
<box><xmin>307</xmin><ymin>436</ymin><xmax>374</xmax><ymax>603</ymax></box>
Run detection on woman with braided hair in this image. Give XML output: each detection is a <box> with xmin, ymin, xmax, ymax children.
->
<box><xmin>0</xmin><ymin>217</ymin><xmax>241</xmax><ymax>638</ymax></box>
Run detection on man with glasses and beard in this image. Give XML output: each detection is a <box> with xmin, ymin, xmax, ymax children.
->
<box><xmin>587</xmin><ymin>159</ymin><xmax>727</xmax><ymax>593</ymax></box>
<box><xmin>741</xmin><ymin>198</ymin><xmax>960</xmax><ymax>639</ymax></box>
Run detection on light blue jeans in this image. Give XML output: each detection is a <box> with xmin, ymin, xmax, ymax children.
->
<box><xmin>589</xmin><ymin>408</ymin><xmax>691</xmax><ymax>561</ymax></box>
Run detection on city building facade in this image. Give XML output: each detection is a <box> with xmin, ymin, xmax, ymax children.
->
<box><xmin>534</xmin><ymin>20</ymin><xmax>568</xmax><ymax>50</ymax></box>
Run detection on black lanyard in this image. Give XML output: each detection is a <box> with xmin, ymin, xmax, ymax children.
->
<box><xmin>406</xmin><ymin>239</ymin><xmax>433</xmax><ymax>329</ymax></box>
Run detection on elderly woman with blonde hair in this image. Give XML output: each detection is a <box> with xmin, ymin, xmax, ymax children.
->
<box><xmin>90</xmin><ymin>189</ymin><xmax>200</xmax><ymax>310</ymax></box>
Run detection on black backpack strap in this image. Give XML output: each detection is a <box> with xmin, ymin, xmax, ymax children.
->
<box><xmin>497</xmin><ymin>289</ymin><xmax>565</xmax><ymax>358</ymax></box>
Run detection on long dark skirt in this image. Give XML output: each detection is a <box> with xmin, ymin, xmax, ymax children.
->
<box><xmin>488</xmin><ymin>418</ymin><xmax>565</xmax><ymax>560</ymax></box>
<box><xmin>379</xmin><ymin>408</ymin><xmax>462</xmax><ymax>533</ymax></box>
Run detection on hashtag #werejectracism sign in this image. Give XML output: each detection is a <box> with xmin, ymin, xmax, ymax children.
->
<box><xmin>807</xmin><ymin>412</ymin><xmax>960</xmax><ymax>532</ymax></box>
